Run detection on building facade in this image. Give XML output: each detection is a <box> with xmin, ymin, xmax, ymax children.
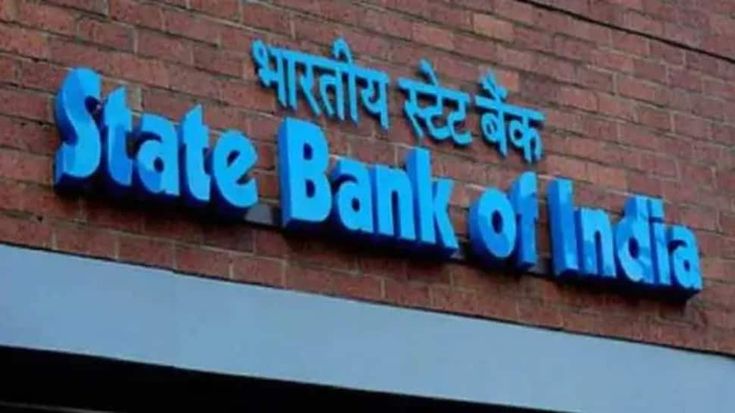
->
<box><xmin>1</xmin><ymin>0</ymin><xmax>734</xmax><ymax>411</ymax></box>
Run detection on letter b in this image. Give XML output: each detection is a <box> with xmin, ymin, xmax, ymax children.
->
<box><xmin>278</xmin><ymin>118</ymin><xmax>331</xmax><ymax>229</ymax></box>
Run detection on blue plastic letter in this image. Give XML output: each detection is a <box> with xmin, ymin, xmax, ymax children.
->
<box><xmin>53</xmin><ymin>67</ymin><xmax>102</xmax><ymax>190</ymax></box>
<box><xmin>331</xmin><ymin>158</ymin><xmax>373</xmax><ymax>234</ymax></box>
<box><xmin>576</xmin><ymin>208</ymin><xmax>615</xmax><ymax>278</ymax></box>
<box><xmin>211</xmin><ymin>130</ymin><xmax>258</xmax><ymax>213</ymax></box>
<box><xmin>405</xmin><ymin>148</ymin><xmax>458</xmax><ymax>255</ymax></box>
<box><xmin>134</xmin><ymin>114</ymin><xmax>180</xmax><ymax>199</ymax></box>
<box><xmin>371</xmin><ymin>165</ymin><xmax>416</xmax><ymax>242</ymax></box>
<box><xmin>101</xmin><ymin>87</ymin><xmax>133</xmax><ymax>193</ymax></box>
<box><xmin>649</xmin><ymin>198</ymin><xmax>671</xmax><ymax>287</ymax></box>
<box><xmin>469</xmin><ymin>188</ymin><xmax>517</xmax><ymax>263</ymax></box>
<box><xmin>509</xmin><ymin>172</ymin><xmax>538</xmax><ymax>269</ymax></box>
<box><xmin>668</xmin><ymin>226</ymin><xmax>702</xmax><ymax>293</ymax></box>
<box><xmin>180</xmin><ymin>106</ymin><xmax>211</xmax><ymax>206</ymax></box>
<box><xmin>614</xmin><ymin>196</ymin><xmax>653</xmax><ymax>285</ymax></box>
<box><xmin>547</xmin><ymin>179</ymin><xmax>579</xmax><ymax>276</ymax></box>
<box><xmin>278</xmin><ymin>118</ymin><xmax>331</xmax><ymax>228</ymax></box>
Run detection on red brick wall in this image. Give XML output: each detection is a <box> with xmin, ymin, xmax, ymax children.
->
<box><xmin>1</xmin><ymin>0</ymin><xmax>734</xmax><ymax>354</ymax></box>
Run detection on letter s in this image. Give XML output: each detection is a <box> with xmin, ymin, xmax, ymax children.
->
<box><xmin>53</xmin><ymin>67</ymin><xmax>102</xmax><ymax>190</ymax></box>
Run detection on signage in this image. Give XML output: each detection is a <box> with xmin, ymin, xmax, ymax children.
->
<box><xmin>52</xmin><ymin>38</ymin><xmax>702</xmax><ymax>297</ymax></box>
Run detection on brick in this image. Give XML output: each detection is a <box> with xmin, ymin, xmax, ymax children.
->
<box><xmin>111</xmin><ymin>53</ymin><xmax>169</xmax><ymax>88</ymax></box>
<box><xmin>193</xmin><ymin>45</ymin><xmax>243</xmax><ymax>77</ymax></box>
<box><xmin>19</xmin><ymin>61</ymin><xmax>65</xmax><ymax>92</ymax></box>
<box><xmin>360</xmin><ymin>7</ymin><xmax>412</xmax><ymax>40</ymax></box>
<box><xmin>220</xmin><ymin>80</ymin><xmax>275</xmax><ymax>111</ymax></box>
<box><xmin>636</xmin><ymin>105</ymin><xmax>671</xmax><ymax>131</ymax></box>
<box><xmin>472</xmin><ymin>13</ymin><xmax>513</xmax><ymax>41</ymax></box>
<box><xmin>384</xmin><ymin>279</ymin><xmax>430</xmax><ymax>307</ymax></box>
<box><xmin>454</xmin><ymin>34</ymin><xmax>497</xmax><ymax>63</ymax></box>
<box><xmin>617</xmin><ymin>76</ymin><xmax>664</xmax><ymax>104</ymax></box>
<box><xmin>591</xmin><ymin>49</ymin><xmax>633</xmax><ymax>73</ymax></box>
<box><xmin>494</xmin><ymin>0</ymin><xmax>536</xmax><ymax>25</ymax></box>
<box><xmin>576</xmin><ymin>67</ymin><xmax>614</xmax><ymax>92</ymax></box>
<box><xmin>77</xmin><ymin>18</ymin><xmax>134</xmax><ymax>51</ymax></box>
<box><xmin>163</xmin><ymin>8</ymin><xmax>221</xmax><ymax>45</ymax></box>
<box><xmin>0</xmin><ymin>149</ymin><xmax>51</xmax><ymax>184</ymax></box>
<box><xmin>0</xmin><ymin>179</ymin><xmax>25</xmax><ymax>212</ymax></box>
<box><xmin>285</xmin><ymin>264</ymin><xmax>334</xmax><ymax>294</ymax></box>
<box><xmin>83</xmin><ymin>199</ymin><xmax>145</xmax><ymax>232</ymax></box>
<box><xmin>496</xmin><ymin>45</ymin><xmax>533</xmax><ymax>71</ymax></box>
<box><xmin>712</xmin><ymin>124</ymin><xmax>735</xmax><ymax>146</ymax></box>
<box><xmin>232</xmin><ymin>254</ymin><xmax>284</xmax><ymax>286</ymax></box>
<box><xmin>534</xmin><ymin>55</ymin><xmax>575</xmax><ymax>83</ymax></box>
<box><xmin>641</xmin><ymin>153</ymin><xmax>677</xmax><ymax>178</ymax></box>
<box><xmin>673</xmin><ymin>113</ymin><xmax>709</xmax><ymax>138</ymax></box>
<box><xmin>21</xmin><ymin>184</ymin><xmax>81</xmax><ymax>220</ymax></box>
<box><xmin>650</xmin><ymin>40</ymin><xmax>684</xmax><ymax>65</ymax></box>
<box><xmin>46</xmin><ymin>0</ymin><xmax>108</xmax><ymax>15</ymax></box>
<box><xmin>0</xmin><ymin>212</ymin><xmax>52</xmax><ymax>248</ymax></box>
<box><xmin>191</xmin><ymin>0</ymin><xmax>240</xmax><ymax>21</ymax></box>
<box><xmin>138</xmin><ymin>30</ymin><xmax>192</xmax><ymax>65</ymax></box>
<box><xmin>597</xmin><ymin>93</ymin><xmax>635</xmax><ymax>121</ymax></box>
<box><xmin>110</xmin><ymin>0</ymin><xmax>163</xmax><ymax>29</ymax></box>
<box><xmin>663</xmin><ymin>23</ymin><xmax>700</xmax><ymax>48</ymax></box>
<box><xmin>333</xmin><ymin>274</ymin><xmax>383</xmax><ymax>301</ymax></box>
<box><xmin>587</xmin><ymin>164</ymin><xmax>627</xmax><ymax>190</ymax></box>
<box><xmin>0</xmin><ymin>24</ymin><xmax>48</xmax><ymax>59</ymax></box>
<box><xmin>430</xmin><ymin>285</ymin><xmax>479</xmax><ymax>315</ymax></box>
<box><xmin>618</xmin><ymin>124</ymin><xmax>661</xmax><ymax>150</ymax></box>
<box><xmin>49</xmin><ymin>38</ymin><xmax>113</xmax><ymax>75</ymax></box>
<box><xmin>667</xmin><ymin>68</ymin><xmax>702</xmax><ymax>92</ymax></box>
<box><xmin>0</xmin><ymin>87</ymin><xmax>48</xmax><ymax>122</ymax></box>
<box><xmin>633</xmin><ymin>59</ymin><xmax>666</xmax><ymax>82</ymax></box>
<box><xmin>53</xmin><ymin>223</ymin><xmax>117</xmax><ymax>260</ymax></box>
<box><xmin>559</xmin><ymin>86</ymin><xmax>597</xmax><ymax>111</ymax></box>
<box><xmin>118</xmin><ymin>235</ymin><xmax>174</xmax><ymax>268</ymax></box>
<box><xmin>588</xmin><ymin>0</ymin><xmax>624</xmax><ymax>25</ymax></box>
<box><xmin>612</xmin><ymin>31</ymin><xmax>649</xmax><ymax>55</ymax></box>
<box><xmin>0</xmin><ymin>0</ymin><xmax>14</xmax><ymax>21</ymax></box>
<box><xmin>347</xmin><ymin>29</ymin><xmax>392</xmax><ymax>61</ymax></box>
<box><xmin>517</xmin><ymin>299</ymin><xmax>563</xmax><ymax>329</ymax></box>
<box><xmin>0</xmin><ymin>55</ymin><xmax>16</xmax><ymax>84</ymax></box>
<box><xmin>241</xmin><ymin>3</ymin><xmax>291</xmax><ymax>35</ymax></box>
<box><xmin>175</xmin><ymin>244</ymin><xmax>231</xmax><ymax>278</ymax></box>
<box><xmin>691</xmin><ymin>96</ymin><xmax>725</xmax><ymax>121</ymax></box>
<box><xmin>624</xmin><ymin>10</ymin><xmax>664</xmax><ymax>36</ymax></box>
<box><xmin>167</xmin><ymin>64</ymin><xmax>217</xmax><ymax>99</ymax></box>
<box><xmin>17</xmin><ymin>0</ymin><xmax>76</xmax><ymax>35</ymax></box>
<box><xmin>412</xmin><ymin>23</ymin><xmax>454</xmax><ymax>50</ymax></box>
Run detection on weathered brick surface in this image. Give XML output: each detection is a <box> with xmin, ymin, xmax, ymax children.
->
<box><xmin>0</xmin><ymin>0</ymin><xmax>734</xmax><ymax>355</ymax></box>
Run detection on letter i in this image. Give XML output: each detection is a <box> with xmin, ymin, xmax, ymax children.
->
<box><xmin>649</xmin><ymin>198</ymin><xmax>671</xmax><ymax>287</ymax></box>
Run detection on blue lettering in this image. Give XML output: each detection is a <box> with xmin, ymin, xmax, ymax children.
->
<box><xmin>101</xmin><ymin>87</ymin><xmax>133</xmax><ymax>194</ymax></box>
<box><xmin>134</xmin><ymin>114</ymin><xmax>180</xmax><ymax>199</ymax></box>
<box><xmin>576</xmin><ymin>208</ymin><xmax>615</xmax><ymax>278</ymax></box>
<box><xmin>614</xmin><ymin>196</ymin><xmax>654</xmax><ymax>285</ymax></box>
<box><xmin>669</xmin><ymin>226</ymin><xmax>702</xmax><ymax>294</ymax></box>
<box><xmin>469</xmin><ymin>188</ymin><xmax>516</xmax><ymax>263</ymax></box>
<box><xmin>54</xmin><ymin>67</ymin><xmax>102</xmax><ymax>190</ymax></box>
<box><xmin>547</xmin><ymin>179</ymin><xmax>579</xmax><ymax>276</ymax></box>
<box><xmin>278</xmin><ymin>117</ymin><xmax>331</xmax><ymax>228</ymax></box>
<box><xmin>331</xmin><ymin>158</ymin><xmax>373</xmax><ymax>234</ymax></box>
<box><xmin>405</xmin><ymin>148</ymin><xmax>457</xmax><ymax>255</ymax></box>
<box><xmin>509</xmin><ymin>171</ymin><xmax>538</xmax><ymax>269</ymax></box>
<box><xmin>211</xmin><ymin>130</ymin><xmax>258</xmax><ymax>214</ymax></box>
<box><xmin>371</xmin><ymin>165</ymin><xmax>416</xmax><ymax>242</ymax></box>
<box><xmin>180</xmin><ymin>105</ymin><xmax>212</xmax><ymax>206</ymax></box>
